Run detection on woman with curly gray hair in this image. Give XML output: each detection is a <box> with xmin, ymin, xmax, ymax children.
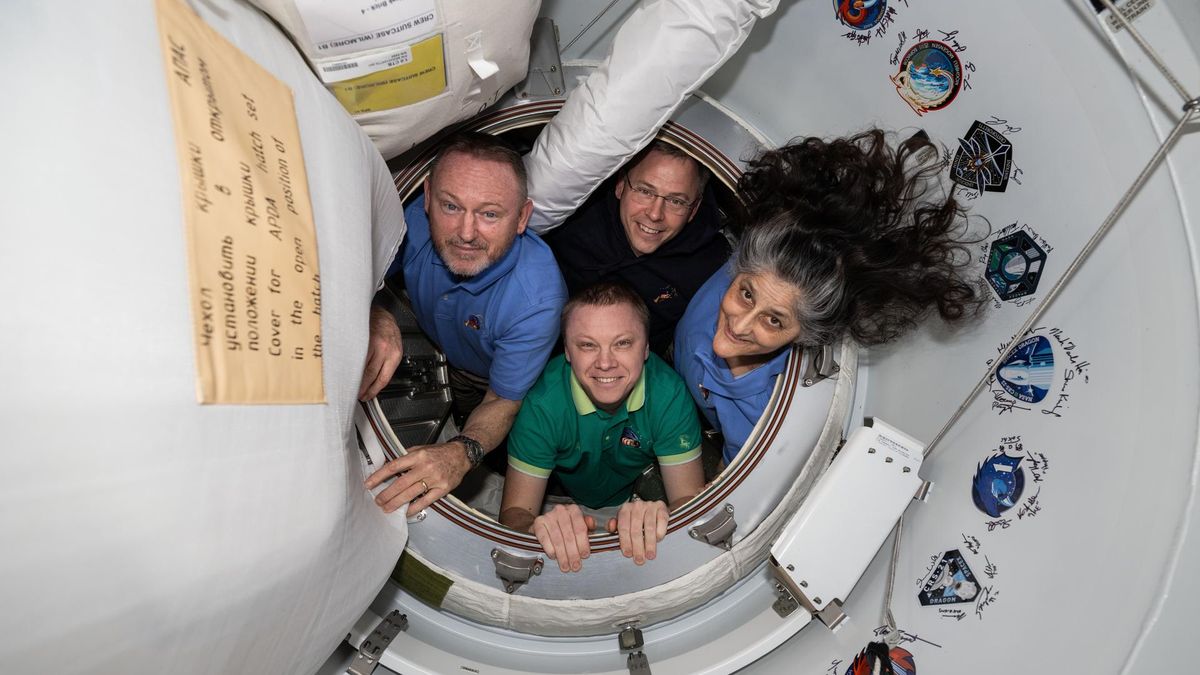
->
<box><xmin>674</xmin><ymin>129</ymin><xmax>983</xmax><ymax>466</ymax></box>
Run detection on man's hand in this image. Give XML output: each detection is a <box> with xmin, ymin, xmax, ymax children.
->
<box><xmin>359</xmin><ymin>306</ymin><xmax>403</xmax><ymax>401</ymax></box>
<box><xmin>532</xmin><ymin>504</ymin><xmax>597</xmax><ymax>573</ymax></box>
<box><xmin>364</xmin><ymin>441</ymin><xmax>472</xmax><ymax>514</ymax></box>
<box><xmin>606</xmin><ymin>498</ymin><xmax>669</xmax><ymax>566</ymax></box>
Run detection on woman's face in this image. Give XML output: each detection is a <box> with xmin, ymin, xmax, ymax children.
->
<box><xmin>712</xmin><ymin>271</ymin><xmax>805</xmax><ymax>365</ymax></box>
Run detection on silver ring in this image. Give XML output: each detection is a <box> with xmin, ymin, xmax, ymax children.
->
<box><xmin>419</xmin><ymin>479</ymin><xmax>429</xmax><ymax>495</ymax></box>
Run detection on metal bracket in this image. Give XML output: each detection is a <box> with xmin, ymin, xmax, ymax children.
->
<box><xmin>515</xmin><ymin>18</ymin><xmax>565</xmax><ymax>99</ymax></box>
<box><xmin>347</xmin><ymin>610</ymin><xmax>407</xmax><ymax>675</ymax></box>
<box><xmin>913</xmin><ymin>480</ymin><xmax>933</xmax><ymax>502</ymax></box>
<box><xmin>772</xmin><ymin>581</ymin><xmax>799</xmax><ymax>618</ymax></box>
<box><xmin>688</xmin><ymin>504</ymin><xmax>737</xmax><ymax>550</ymax></box>
<box><xmin>380</xmin><ymin>354</ymin><xmax>449</xmax><ymax>399</ymax></box>
<box><xmin>627</xmin><ymin>652</ymin><xmax>652</xmax><ymax>675</ymax></box>
<box><xmin>618</xmin><ymin>625</ymin><xmax>652</xmax><ymax>675</ymax></box>
<box><xmin>491</xmin><ymin>548</ymin><xmax>544</xmax><ymax>594</ymax></box>
<box><xmin>801</xmin><ymin>344</ymin><xmax>840</xmax><ymax>387</ymax></box>
<box><xmin>815</xmin><ymin>598</ymin><xmax>847</xmax><ymax>630</ymax></box>
<box><xmin>769</xmin><ymin>558</ymin><xmax>847</xmax><ymax>630</ymax></box>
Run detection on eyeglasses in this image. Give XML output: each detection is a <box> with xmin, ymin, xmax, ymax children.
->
<box><xmin>623</xmin><ymin>176</ymin><xmax>697</xmax><ymax>216</ymax></box>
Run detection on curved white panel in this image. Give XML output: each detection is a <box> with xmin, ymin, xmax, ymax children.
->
<box><xmin>0</xmin><ymin>2</ymin><xmax>407</xmax><ymax>673</ymax></box>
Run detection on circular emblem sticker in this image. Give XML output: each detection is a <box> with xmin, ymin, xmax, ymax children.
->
<box><xmin>890</xmin><ymin>40</ymin><xmax>962</xmax><ymax>115</ymax></box>
<box><xmin>972</xmin><ymin>452</ymin><xmax>1026</xmax><ymax>517</ymax></box>
<box><xmin>996</xmin><ymin>335</ymin><xmax>1054</xmax><ymax>403</ymax></box>
<box><xmin>834</xmin><ymin>0</ymin><xmax>887</xmax><ymax>30</ymax></box>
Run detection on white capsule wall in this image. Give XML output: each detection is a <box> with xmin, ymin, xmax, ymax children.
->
<box><xmin>637</xmin><ymin>0</ymin><xmax>1200</xmax><ymax>671</ymax></box>
<box><xmin>1</xmin><ymin>0</ymin><xmax>1197</xmax><ymax>673</ymax></box>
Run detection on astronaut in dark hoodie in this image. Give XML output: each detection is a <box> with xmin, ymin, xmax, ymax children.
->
<box><xmin>544</xmin><ymin>141</ymin><xmax>730</xmax><ymax>360</ymax></box>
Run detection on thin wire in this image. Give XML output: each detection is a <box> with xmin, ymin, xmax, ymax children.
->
<box><xmin>1097</xmin><ymin>0</ymin><xmax>1194</xmax><ymax>103</ymax></box>
<box><xmin>924</xmin><ymin>104</ymin><xmax>1197</xmax><ymax>460</ymax></box>
<box><xmin>880</xmin><ymin>516</ymin><xmax>903</xmax><ymax>644</ymax></box>
<box><xmin>562</xmin><ymin>0</ymin><xmax>625</xmax><ymax>53</ymax></box>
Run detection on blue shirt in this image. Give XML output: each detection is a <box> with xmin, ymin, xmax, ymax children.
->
<box><xmin>394</xmin><ymin>195</ymin><xmax>567</xmax><ymax>401</ymax></box>
<box><xmin>674</xmin><ymin>263</ymin><xmax>792</xmax><ymax>465</ymax></box>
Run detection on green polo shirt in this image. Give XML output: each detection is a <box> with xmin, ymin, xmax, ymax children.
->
<box><xmin>507</xmin><ymin>353</ymin><xmax>702</xmax><ymax>508</ymax></box>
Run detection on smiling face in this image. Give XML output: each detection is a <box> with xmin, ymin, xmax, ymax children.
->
<box><xmin>614</xmin><ymin>149</ymin><xmax>703</xmax><ymax>256</ymax></box>
<box><xmin>425</xmin><ymin>150</ymin><xmax>532</xmax><ymax>277</ymax></box>
<box><xmin>564</xmin><ymin>302</ymin><xmax>649</xmax><ymax>412</ymax></box>
<box><xmin>712</xmin><ymin>271</ymin><xmax>806</xmax><ymax>373</ymax></box>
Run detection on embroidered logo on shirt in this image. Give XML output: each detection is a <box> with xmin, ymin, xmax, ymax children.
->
<box><xmin>464</xmin><ymin>314</ymin><xmax>482</xmax><ymax>330</ymax></box>
<box><xmin>653</xmin><ymin>285</ymin><xmax>678</xmax><ymax>304</ymax></box>
<box><xmin>620</xmin><ymin>427</ymin><xmax>641</xmax><ymax>448</ymax></box>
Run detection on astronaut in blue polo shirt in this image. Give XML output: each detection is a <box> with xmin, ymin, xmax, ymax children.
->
<box><xmin>362</xmin><ymin>133</ymin><xmax>567</xmax><ymax>515</ymax></box>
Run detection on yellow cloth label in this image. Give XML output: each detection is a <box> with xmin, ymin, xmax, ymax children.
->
<box><xmin>328</xmin><ymin>33</ymin><xmax>447</xmax><ymax>114</ymax></box>
<box><xmin>156</xmin><ymin>0</ymin><xmax>325</xmax><ymax>404</ymax></box>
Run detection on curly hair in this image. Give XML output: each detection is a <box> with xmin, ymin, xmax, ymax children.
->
<box><xmin>733</xmin><ymin>129</ymin><xmax>984</xmax><ymax>347</ymax></box>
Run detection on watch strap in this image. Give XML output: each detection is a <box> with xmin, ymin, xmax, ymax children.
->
<box><xmin>449</xmin><ymin>434</ymin><xmax>484</xmax><ymax>469</ymax></box>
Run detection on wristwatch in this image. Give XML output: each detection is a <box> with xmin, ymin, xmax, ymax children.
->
<box><xmin>449</xmin><ymin>434</ymin><xmax>484</xmax><ymax>469</ymax></box>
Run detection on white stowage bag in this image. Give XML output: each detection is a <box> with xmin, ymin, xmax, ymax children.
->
<box><xmin>0</xmin><ymin>1</ymin><xmax>407</xmax><ymax>673</ymax></box>
<box><xmin>251</xmin><ymin>0</ymin><xmax>540</xmax><ymax>159</ymax></box>
<box><xmin>524</xmin><ymin>0</ymin><xmax>780</xmax><ymax>233</ymax></box>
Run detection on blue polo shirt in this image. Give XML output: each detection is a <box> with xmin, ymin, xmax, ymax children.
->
<box><xmin>674</xmin><ymin>263</ymin><xmax>792</xmax><ymax>465</ymax></box>
<box><xmin>393</xmin><ymin>195</ymin><xmax>567</xmax><ymax>401</ymax></box>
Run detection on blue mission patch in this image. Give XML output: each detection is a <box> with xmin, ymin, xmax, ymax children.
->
<box><xmin>972</xmin><ymin>452</ymin><xmax>1026</xmax><ymax>517</ymax></box>
<box><xmin>996</xmin><ymin>334</ymin><xmax>1054</xmax><ymax>403</ymax></box>
<box><xmin>620</xmin><ymin>427</ymin><xmax>641</xmax><ymax>448</ymax></box>
<box><xmin>834</xmin><ymin>0</ymin><xmax>888</xmax><ymax>31</ymax></box>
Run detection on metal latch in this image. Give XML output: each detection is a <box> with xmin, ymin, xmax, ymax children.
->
<box><xmin>618</xmin><ymin>625</ymin><xmax>652</xmax><ymax>675</ymax></box>
<box><xmin>381</xmin><ymin>354</ymin><xmax>449</xmax><ymax>399</ymax></box>
<box><xmin>801</xmin><ymin>344</ymin><xmax>840</xmax><ymax>387</ymax></box>
<box><xmin>688</xmin><ymin>504</ymin><xmax>737</xmax><ymax>550</ymax></box>
<box><xmin>769</xmin><ymin>558</ymin><xmax>847</xmax><ymax>630</ymax></box>
<box><xmin>491</xmin><ymin>548</ymin><xmax>544</xmax><ymax>594</ymax></box>
<box><xmin>348</xmin><ymin>610</ymin><xmax>407</xmax><ymax>675</ymax></box>
<box><xmin>772</xmin><ymin>581</ymin><xmax>799</xmax><ymax>618</ymax></box>
<box><xmin>354</xmin><ymin>427</ymin><xmax>373</xmax><ymax>467</ymax></box>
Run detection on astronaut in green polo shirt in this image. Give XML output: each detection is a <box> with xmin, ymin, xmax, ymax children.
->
<box><xmin>500</xmin><ymin>282</ymin><xmax>705</xmax><ymax>573</ymax></box>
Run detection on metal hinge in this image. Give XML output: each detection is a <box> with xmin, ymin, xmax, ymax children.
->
<box><xmin>348</xmin><ymin>610</ymin><xmax>407</xmax><ymax>675</ymax></box>
<box><xmin>772</xmin><ymin>581</ymin><xmax>799</xmax><ymax>618</ymax></box>
<box><xmin>619</xmin><ymin>625</ymin><xmax>652</xmax><ymax>675</ymax></box>
<box><xmin>815</xmin><ymin>598</ymin><xmax>846</xmax><ymax>630</ymax></box>
<box><xmin>914</xmin><ymin>480</ymin><xmax>933</xmax><ymax>502</ymax></box>
<box><xmin>491</xmin><ymin>548</ymin><xmax>544</xmax><ymax>594</ymax></box>
<box><xmin>801</xmin><ymin>344</ymin><xmax>840</xmax><ymax>387</ymax></box>
<box><xmin>770</xmin><ymin>558</ymin><xmax>848</xmax><ymax>630</ymax></box>
<box><xmin>688</xmin><ymin>504</ymin><xmax>737</xmax><ymax>550</ymax></box>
